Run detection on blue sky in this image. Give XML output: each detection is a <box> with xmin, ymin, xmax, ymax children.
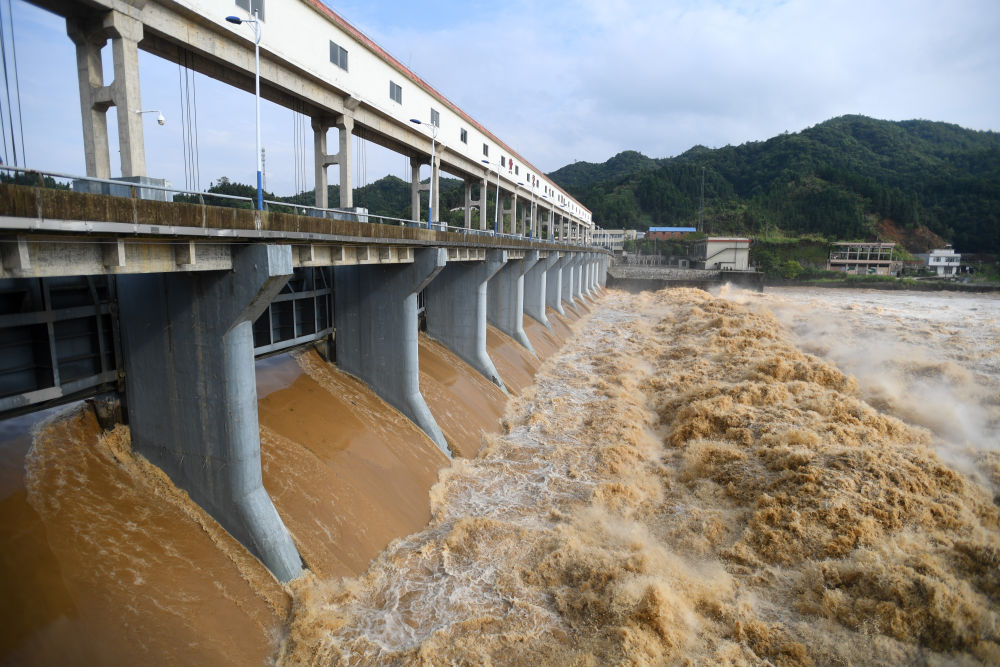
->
<box><xmin>2</xmin><ymin>0</ymin><xmax>999</xmax><ymax>198</ymax></box>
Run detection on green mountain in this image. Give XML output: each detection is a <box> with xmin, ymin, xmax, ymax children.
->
<box><xmin>547</xmin><ymin>150</ymin><xmax>660</xmax><ymax>191</ymax></box>
<box><xmin>549</xmin><ymin>115</ymin><xmax>1000</xmax><ymax>253</ymax></box>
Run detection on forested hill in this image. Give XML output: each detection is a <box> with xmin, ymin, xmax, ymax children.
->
<box><xmin>549</xmin><ymin>115</ymin><xmax>1000</xmax><ymax>253</ymax></box>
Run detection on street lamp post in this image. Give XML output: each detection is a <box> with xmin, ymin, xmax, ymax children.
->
<box><xmin>409</xmin><ymin>118</ymin><xmax>438</xmax><ymax>229</ymax></box>
<box><xmin>481</xmin><ymin>159</ymin><xmax>501</xmax><ymax>236</ymax></box>
<box><xmin>226</xmin><ymin>12</ymin><xmax>263</xmax><ymax>210</ymax></box>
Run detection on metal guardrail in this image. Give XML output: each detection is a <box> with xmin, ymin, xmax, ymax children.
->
<box><xmin>0</xmin><ymin>165</ymin><xmax>601</xmax><ymax>248</ymax></box>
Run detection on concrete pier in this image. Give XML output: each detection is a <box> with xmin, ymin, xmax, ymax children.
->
<box><xmin>573</xmin><ymin>255</ymin><xmax>586</xmax><ymax>303</ymax></box>
<box><xmin>425</xmin><ymin>250</ymin><xmax>508</xmax><ymax>390</ymax></box>
<box><xmin>487</xmin><ymin>251</ymin><xmax>538</xmax><ymax>354</ymax></box>
<box><xmin>561</xmin><ymin>253</ymin><xmax>579</xmax><ymax>308</ymax></box>
<box><xmin>117</xmin><ymin>244</ymin><xmax>302</xmax><ymax>583</ymax></box>
<box><xmin>546</xmin><ymin>253</ymin><xmax>568</xmax><ymax>317</ymax></box>
<box><xmin>333</xmin><ymin>248</ymin><xmax>450</xmax><ymax>455</ymax></box>
<box><xmin>586</xmin><ymin>253</ymin><xmax>598</xmax><ymax>296</ymax></box>
<box><xmin>524</xmin><ymin>251</ymin><xmax>557</xmax><ymax>330</ymax></box>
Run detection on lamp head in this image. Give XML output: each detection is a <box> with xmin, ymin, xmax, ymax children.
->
<box><xmin>225</xmin><ymin>15</ymin><xmax>242</xmax><ymax>24</ymax></box>
<box><xmin>481</xmin><ymin>159</ymin><xmax>489</xmax><ymax>165</ymax></box>
<box><xmin>409</xmin><ymin>118</ymin><xmax>421</xmax><ymax>125</ymax></box>
<box><xmin>157</xmin><ymin>113</ymin><xmax>166</xmax><ymax>126</ymax></box>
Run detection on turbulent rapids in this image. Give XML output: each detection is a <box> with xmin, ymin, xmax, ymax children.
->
<box><xmin>6</xmin><ymin>286</ymin><xmax>1000</xmax><ymax>664</ymax></box>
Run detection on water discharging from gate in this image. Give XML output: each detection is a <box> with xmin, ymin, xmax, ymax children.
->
<box><xmin>5</xmin><ymin>285</ymin><xmax>999</xmax><ymax>664</ymax></box>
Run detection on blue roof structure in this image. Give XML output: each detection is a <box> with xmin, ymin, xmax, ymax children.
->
<box><xmin>648</xmin><ymin>227</ymin><xmax>697</xmax><ymax>233</ymax></box>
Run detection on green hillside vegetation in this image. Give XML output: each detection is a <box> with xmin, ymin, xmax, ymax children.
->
<box><xmin>551</xmin><ymin>116</ymin><xmax>1000</xmax><ymax>254</ymax></box>
<box><xmin>192</xmin><ymin>175</ymin><xmax>477</xmax><ymax>227</ymax></box>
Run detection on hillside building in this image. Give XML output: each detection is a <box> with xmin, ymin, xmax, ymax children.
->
<box><xmin>692</xmin><ymin>237</ymin><xmax>751</xmax><ymax>270</ymax></box>
<box><xmin>926</xmin><ymin>246</ymin><xmax>962</xmax><ymax>276</ymax></box>
<box><xmin>827</xmin><ymin>242</ymin><xmax>900</xmax><ymax>275</ymax></box>
<box><xmin>647</xmin><ymin>226</ymin><xmax>697</xmax><ymax>240</ymax></box>
<box><xmin>593</xmin><ymin>228</ymin><xmax>639</xmax><ymax>252</ymax></box>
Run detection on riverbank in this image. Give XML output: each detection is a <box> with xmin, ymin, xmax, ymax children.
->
<box><xmin>764</xmin><ymin>277</ymin><xmax>1000</xmax><ymax>292</ymax></box>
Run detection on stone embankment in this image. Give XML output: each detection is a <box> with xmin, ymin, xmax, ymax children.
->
<box><xmin>607</xmin><ymin>265</ymin><xmax>764</xmax><ymax>292</ymax></box>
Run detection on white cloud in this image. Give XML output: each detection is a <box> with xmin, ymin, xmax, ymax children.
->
<box><xmin>7</xmin><ymin>0</ymin><xmax>1000</xmax><ymax>197</ymax></box>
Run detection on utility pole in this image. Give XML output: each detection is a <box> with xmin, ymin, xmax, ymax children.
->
<box><xmin>698</xmin><ymin>166</ymin><xmax>705</xmax><ymax>233</ymax></box>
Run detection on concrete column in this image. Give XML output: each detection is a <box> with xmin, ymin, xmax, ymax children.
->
<box><xmin>546</xmin><ymin>253</ymin><xmax>568</xmax><ymax>316</ymax></box>
<box><xmin>333</xmin><ymin>248</ymin><xmax>449</xmax><ymax>455</ymax></box>
<box><xmin>312</xmin><ymin>114</ymin><xmax>354</xmax><ymax>210</ymax></box>
<box><xmin>336</xmin><ymin>114</ymin><xmax>354</xmax><ymax>208</ymax></box>
<box><xmin>501</xmin><ymin>196</ymin><xmax>512</xmax><ymax>235</ymax></box>
<box><xmin>430</xmin><ymin>153</ymin><xmax>440</xmax><ymax>224</ymax></box>
<box><xmin>108</xmin><ymin>12</ymin><xmax>145</xmax><ymax>178</ymax></box>
<box><xmin>529</xmin><ymin>200</ymin><xmax>537</xmax><ymax>238</ymax></box>
<box><xmin>479</xmin><ymin>174</ymin><xmax>489</xmax><ymax>231</ymax></box>
<box><xmin>547</xmin><ymin>210</ymin><xmax>554</xmax><ymax>241</ymax></box>
<box><xmin>117</xmin><ymin>244</ymin><xmax>301</xmax><ymax>582</ymax></box>
<box><xmin>410</xmin><ymin>157</ymin><xmax>425</xmax><ymax>222</ymax></box>
<box><xmin>425</xmin><ymin>250</ymin><xmax>508</xmax><ymax>390</ymax></box>
<box><xmin>312</xmin><ymin>119</ymin><xmax>331</xmax><ymax>209</ymax></box>
<box><xmin>525</xmin><ymin>251</ymin><xmax>557</xmax><ymax>329</ymax></box>
<box><xmin>67</xmin><ymin>10</ymin><xmax>146</xmax><ymax>178</ymax></box>
<box><xmin>463</xmin><ymin>179</ymin><xmax>473</xmax><ymax>229</ymax></box>
<box><xmin>488</xmin><ymin>252</ymin><xmax>539</xmax><ymax>354</ymax></box>
<box><xmin>562</xmin><ymin>253</ymin><xmax>579</xmax><ymax>307</ymax></box>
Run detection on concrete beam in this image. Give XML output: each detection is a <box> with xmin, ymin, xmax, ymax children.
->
<box><xmin>117</xmin><ymin>244</ymin><xmax>302</xmax><ymax>582</ymax></box>
<box><xmin>487</xmin><ymin>250</ymin><xmax>538</xmax><ymax>354</ymax></box>
<box><xmin>333</xmin><ymin>247</ymin><xmax>449</xmax><ymax>455</ymax></box>
<box><xmin>425</xmin><ymin>249</ymin><xmax>508</xmax><ymax>391</ymax></box>
<box><xmin>524</xmin><ymin>250</ymin><xmax>556</xmax><ymax>330</ymax></box>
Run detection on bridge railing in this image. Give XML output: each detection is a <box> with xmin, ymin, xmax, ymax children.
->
<box><xmin>0</xmin><ymin>165</ymin><xmax>600</xmax><ymax>248</ymax></box>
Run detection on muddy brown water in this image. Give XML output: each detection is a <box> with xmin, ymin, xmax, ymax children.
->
<box><xmin>5</xmin><ymin>286</ymin><xmax>999</xmax><ymax>664</ymax></box>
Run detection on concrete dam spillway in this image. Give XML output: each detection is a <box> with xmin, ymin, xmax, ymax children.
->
<box><xmin>0</xmin><ymin>290</ymin><xmax>593</xmax><ymax>664</ymax></box>
<box><xmin>4</xmin><ymin>284</ymin><xmax>1000</xmax><ymax>664</ymax></box>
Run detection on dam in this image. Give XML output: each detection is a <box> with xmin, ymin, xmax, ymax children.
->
<box><xmin>0</xmin><ymin>0</ymin><xmax>614</xmax><ymax>660</ymax></box>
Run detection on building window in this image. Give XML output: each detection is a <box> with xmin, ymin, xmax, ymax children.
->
<box><xmin>389</xmin><ymin>81</ymin><xmax>402</xmax><ymax>104</ymax></box>
<box><xmin>430</xmin><ymin>108</ymin><xmax>440</xmax><ymax>127</ymax></box>
<box><xmin>235</xmin><ymin>0</ymin><xmax>264</xmax><ymax>20</ymax></box>
<box><xmin>460</xmin><ymin>128</ymin><xmax>468</xmax><ymax>144</ymax></box>
<box><xmin>483</xmin><ymin>144</ymin><xmax>488</xmax><ymax>157</ymax></box>
<box><xmin>514</xmin><ymin>166</ymin><xmax>519</xmax><ymax>175</ymax></box>
<box><xmin>329</xmin><ymin>41</ymin><xmax>348</xmax><ymax>71</ymax></box>
<box><xmin>501</xmin><ymin>156</ymin><xmax>506</xmax><ymax>167</ymax></box>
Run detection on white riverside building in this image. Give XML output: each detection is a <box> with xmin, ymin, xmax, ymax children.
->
<box><xmin>926</xmin><ymin>246</ymin><xmax>962</xmax><ymax>276</ymax></box>
<box><xmin>592</xmin><ymin>228</ymin><xmax>639</xmax><ymax>252</ymax></box>
<box><xmin>692</xmin><ymin>237</ymin><xmax>751</xmax><ymax>270</ymax></box>
<box><xmin>216</xmin><ymin>0</ymin><xmax>592</xmax><ymax>231</ymax></box>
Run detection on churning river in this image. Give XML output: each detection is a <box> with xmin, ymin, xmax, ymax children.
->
<box><xmin>2</xmin><ymin>286</ymin><xmax>998</xmax><ymax>665</ymax></box>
